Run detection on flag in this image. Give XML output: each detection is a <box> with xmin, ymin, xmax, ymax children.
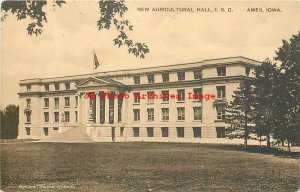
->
<box><xmin>94</xmin><ymin>51</ymin><xmax>100</xmax><ymax>69</ymax></box>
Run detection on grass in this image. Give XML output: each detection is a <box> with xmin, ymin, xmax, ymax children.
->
<box><xmin>1</xmin><ymin>142</ymin><xmax>299</xmax><ymax>192</ymax></box>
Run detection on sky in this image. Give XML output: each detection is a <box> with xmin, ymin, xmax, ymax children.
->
<box><xmin>1</xmin><ymin>0</ymin><xmax>300</xmax><ymax>108</ymax></box>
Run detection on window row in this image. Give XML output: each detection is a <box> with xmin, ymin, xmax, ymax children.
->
<box><xmin>25</xmin><ymin>111</ymin><xmax>77</xmax><ymax>124</ymax></box>
<box><xmin>217</xmin><ymin>66</ymin><xmax>252</xmax><ymax>77</ymax></box>
<box><xmin>42</xmin><ymin>111</ymin><xmax>78</xmax><ymax>123</ymax></box>
<box><xmin>26</xmin><ymin>96</ymin><xmax>78</xmax><ymax>109</ymax></box>
<box><xmin>130</xmin><ymin>127</ymin><xmax>225</xmax><ymax>138</ymax></box>
<box><xmin>133</xmin><ymin>70</ymin><xmax>202</xmax><ymax>84</ymax></box>
<box><xmin>24</xmin><ymin>126</ymin><xmax>226</xmax><ymax>138</ymax></box>
<box><xmin>133</xmin><ymin>107</ymin><xmax>202</xmax><ymax>122</ymax></box>
<box><xmin>26</xmin><ymin>82</ymin><xmax>71</xmax><ymax>92</ymax></box>
<box><xmin>133</xmin><ymin>86</ymin><xmax>225</xmax><ymax>104</ymax></box>
<box><xmin>25</xmin><ymin>127</ymin><xmax>59</xmax><ymax>136</ymax></box>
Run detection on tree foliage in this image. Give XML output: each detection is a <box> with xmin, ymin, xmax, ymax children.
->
<box><xmin>272</xmin><ymin>32</ymin><xmax>300</xmax><ymax>151</ymax></box>
<box><xmin>252</xmin><ymin>59</ymin><xmax>279</xmax><ymax>148</ymax></box>
<box><xmin>1</xmin><ymin>0</ymin><xmax>149</xmax><ymax>58</ymax></box>
<box><xmin>1</xmin><ymin>105</ymin><xmax>19</xmax><ymax>139</ymax></box>
<box><xmin>225</xmin><ymin>80</ymin><xmax>255</xmax><ymax>149</ymax></box>
<box><xmin>1</xmin><ymin>0</ymin><xmax>65</xmax><ymax>36</ymax></box>
<box><xmin>226</xmin><ymin>32</ymin><xmax>300</xmax><ymax>152</ymax></box>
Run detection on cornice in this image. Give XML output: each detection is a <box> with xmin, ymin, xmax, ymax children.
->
<box><xmin>18</xmin><ymin>90</ymin><xmax>77</xmax><ymax>97</ymax></box>
<box><xmin>19</xmin><ymin>56</ymin><xmax>260</xmax><ymax>84</ymax></box>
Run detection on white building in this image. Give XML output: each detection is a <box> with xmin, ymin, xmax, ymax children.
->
<box><xmin>18</xmin><ymin>56</ymin><xmax>260</xmax><ymax>142</ymax></box>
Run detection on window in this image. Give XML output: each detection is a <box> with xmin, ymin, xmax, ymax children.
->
<box><xmin>100</xmin><ymin>92</ymin><xmax>105</xmax><ymax>124</ymax></box>
<box><xmin>193</xmin><ymin>107</ymin><xmax>202</xmax><ymax>121</ymax></box>
<box><xmin>245</xmin><ymin>66</ymin><xmax>251</xmax><ymax>76</ymax></box>
<box><xmin>194</xmin><ymin>70</ymin><xmax>202</xmax><ymax>79</ymax></box>
<box><xmin>26</xmin><ymin>113</ymin><xmax>31</xmax><ymax>123</ymax></box>
<box><xmin>177</xmin><ymin>89</ymin><xmax>185</xmax><ymax>101</ymax></box>
<box><xmin>147</xmin><ymin>108</ymin><xmax>154</xmax><ymax>121</ymax></box>
<box><xmin>44</xmin><ymin>84</ymin><xmax>49</xmax><ymax>92</ymax></box>
<box><xmin>120</xmin><ymin>127</ymin><xmax>124</xmax><ymax>137</ymax></box>
<box><xmin>193</xmin><ymin>127</ymin><xmax>202</xmax><ymax>138</ymax></box>
<box><xmin>217</xmin><ymin>106</ymin><xmax>226</xmax><ymax>120</ymax></box>
<box><xmin>53</xmin><ymin>127</ymin><xmax>59</xmax><ymax>131</ymax></box>
<box><xmin>161</xmin><ymin>127</ymin><xmax>168</xmax><ymax>137</ymax></box>
<box><xmin>193</xmin><ymin>88</ymin><xmax>202</xmax><ymax>101</ymax></box>
<box><xmin>65</xmin><ymin>82</ymin><xmax>70</xmax><ymax>90</ymax></box>
<box><xmin>54</xmin><ymin>112</ymin><xmax>59</xmax><ymax>122</ymax></box>
<box><xmin>147</xmin><ymin>127</ymin><xmax>154</xmax><ymax>137</ymax></box>
<box><xmin>109</xmin><ymin>92</ymin><xmax>114</xmax><ymax>124</ymax></box>
<box><xmin>44</xmin><ymin>98</ymin><xmax>49</xmax><ymax>108</ymax></box>
<box><xmin>147</xmin><ymin>91</ymin><xmax>155</xmax><ymax>103</ymax></box>
<box><xmin>162</xmin><ymin>108</ymin><xmax>169</xmax><ymax>121</ymax></box>
<box><xmin>217</xmin><ymin>67</ymin><xmax>226</xmax><ymax>76</ymax></box>
<box><xmin>216</xmin><ymin>86</ymin><xmax>226</xmax><ymax>98</ymax></box>
<box><xmin>44</xmin><ymin>112</ymin><xmax>49</xmax><ymax>122</ymax></box>
<box><xmin>216</xmin><ymin>127</ymin><xmax>225</xmax><ymax>138</ymax></box>
<box><xmin>177</xmin><ymin>72</ymin><xmax>185</xmax><ymax>81</ymax></box>
<box><xmin>64</xmin><ymin>111</ymin><xmax>70</xmax><ymax>122</ymax></box>
<box><xmin>26</xmin><ymin>99</ymin><xmax>31</xmax><ymax>108</ymax></box>
<box><xmin>177</xmin><ymin>107</ymin><xmax>185</xmax><ymax>120</ymax></box>
<box><xmin>177</xmin><ymin>127</ymin><xmax>184</xmax><ymax>137</ymax></box>
<box><xmin>54</xmin><ymin>83</ymin><xmax>60</xmax><ymax>91</ymax></box>
<box><xmin>133</xmin><ymin>76</ymin><xmax>140</xmax><ymax>84</ymax></box>
<box><xmin>147</xmin><ymin>74</ymin><xmax>155</xmax><ymax>83</ymax></box>
<box><xmin>54</xmin><ymin>97</ymin><xmax>59</xmax><ymax>108</ymax></box>
<box><xmin>118</xmin><ymin>96</ymin><xmax>123</xmax><ymax>122</ymax></box>
<box><xmin>133</xmin><ymin>109</ymin><xmax>140</xmax><ymax>121</ymax></box>
<box><xmin>43</xmin><ymin>127</ymin><xmax>49</xmax><ymax>136</ymax></box>
<box><xmin>25</xmin><ymin>127</ymin><xmax>30</xmax><ymax>135</ymax></box>
<box><xmin>75</xmin><ymin>96</ymin><xmax>78</xmax><ymax>107</ymax></box>
<box><xmin>75</xmin><ymin>111</ymin><xmax>78</xmax><ymax>122</ymax></box>
<box><xmin>26</xmin><ymin>85</ymin><xmax>31</xmax><ymax>92</ymax></box>
<box><xmin>162</xmin><ymin>73</ymin><xmax>169</xmax><ymax>82</ymax></box>
<box><xmin>133</xmin><ymin>127</ymin><xmax>139</xmax><ymax>137</ymax></box>
<box><xmin>133</xmin><ymin>92</ymin><xmax>140</xmax><ymax>104</ymax></box>
<box><xmin>64</xmin><ymin>97</ymin><xmax>70</xmax><ymax>107</ymax></box>
<box><xmin>161</xmin><ymin>90</ymin><xmax>169</xmax><ymax>102</ymax></box>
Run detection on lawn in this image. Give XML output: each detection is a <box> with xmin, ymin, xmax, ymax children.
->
<box><xmin>1</xmin><ymin>142</ymin><xmax>299</xmax><ymax>192</ymax></box>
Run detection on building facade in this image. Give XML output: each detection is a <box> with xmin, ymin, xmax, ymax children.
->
<box><xmin>18</xmin><ymin>57</ymin><xmax>260</xmax><ymax>142</ymax></box>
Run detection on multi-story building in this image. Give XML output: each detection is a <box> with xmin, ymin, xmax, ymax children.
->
<box><xmin>18</xmin><ymin>56</ymin><xmax>260</xmax><ymax>142</ymax></box>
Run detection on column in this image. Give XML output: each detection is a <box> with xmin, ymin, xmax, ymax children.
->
<box><xmin>96</xmin><ymin>92</ymin><xmax>100</xmax><ymax>123</ymax></box>
<box><xmin>114</xmin><ymin>91</ymin><xmax>119</xmax><ymax>124</ymax></box>
<box><xmin>123</xmin><ymin>91</ymin><xmax>129</xmax><ymax>124</ymax></box>
<box><xmin>77</xmin><ymin>93</ymin><xmax>82</xmax><ymax>124</ymax></box>
<box><xmin>105</xmin><ymin>90</ymin><xmax>110</xmax><ymax>124</ymax></box>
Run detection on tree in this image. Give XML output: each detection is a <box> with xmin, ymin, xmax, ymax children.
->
<box><xmin>1</xmin><ymin>0</ymin><xmax>149</xmax><ymax>58</ymax></box>
<box><xmin>272</xmin><ymin>32</ymin><xmax>300</xmax><ymax>151</ymax></box>
<box><xmin>225</xmin><ymin>80</ymin><xmax>255</xmax><ymax>149</ymax></box>
<box><xmin>252</xmin><ymin>59</ymin><xmax>279</xmax><ymax>149</ymax></box>
<box><xmin>0</xmin><ymin>105</ymin><xmax>19</xmax><ymax>139</ymax></box>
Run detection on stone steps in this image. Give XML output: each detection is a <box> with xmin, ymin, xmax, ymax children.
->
<box><xmin>39</xmin><ymin>126</ymin><xmax>94</xmax><ymax>143</ymax></box>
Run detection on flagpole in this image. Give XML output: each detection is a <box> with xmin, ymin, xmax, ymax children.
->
<box><xmin>92</xmin><ymin>49</ymin><xmax>95</xmax><ymax>76</ymax></box>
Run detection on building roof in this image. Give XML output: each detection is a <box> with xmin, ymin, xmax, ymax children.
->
<box><xmin>19</xmin><ymin>56</ymin><xmax>261</xmax><ymax>84</ymax></box>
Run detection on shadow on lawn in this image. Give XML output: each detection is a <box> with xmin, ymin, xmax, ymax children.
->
<box><xmin>214</xmin><ymin>144</ymin><xmax>300</xmax><ymax>159</ymax></box>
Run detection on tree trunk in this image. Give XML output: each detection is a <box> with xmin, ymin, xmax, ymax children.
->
<box><xmin>259</xmin><ymin>135</ymin><xmax>262</xmax><ymax>147</ymax></box>
<box><xmin>244</xmin><ymin>120</ymin><xmax>248</xmax><ymax>149</ymax></box>
<box><xmin>244</xmin><ymin>138</ymin><xmax>247</xmax><ymax>149</ymax></box>
<box><xmin>287</xmin><ymin>139</ymin><xmax>291</xmax><ymax>152</ymax></box>
<box><xmin>282</xmin><ymin>141</ymin><xmax>284</xmax><ymax>146</ymax></box>
<box><xmin>243</xmin><ymin>105</ymin><xmax>249</xmax><ymax>149</ymax></box>
<box><xmin>266</xmin><ymin>133</ymin><xmax>271</xmax><ymax>150</ymax></box>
